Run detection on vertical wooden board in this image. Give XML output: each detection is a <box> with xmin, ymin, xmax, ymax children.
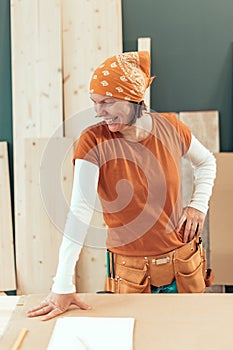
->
<box><xmin>62</xmin><ymin>0</ymin><xmax>122</xmax><ymax>292</ymax></box>
<box><xmin>179</xmin><ymin>111</ymin><xmax>219</xmax><ymax>204</ymax></box>
<box><xmin>76</xmin><ymin>247</ymin><xmax>106</xmax><ymax>293</ymax></box>
<box><xmin>179</xmin><ymin>111</ymin><xmax>220</xmax><ymax>152</ymax></box>
<box><xmin>209</xmin><ymin>153</ymin><xmax>233</xmax><ymax>285</ymax></box>
<box><xmin>16</xmin><ymin>138</ymin><xmax>73</xmax><ymax>294</ymax></box>
<box><xmin>138</xmin><ymin>37</ymin><xmax>151</xmax><ymax>110</ymax></box>
<box><xmin>62</xmin><ymin>0</ymin><xmax>122</xmax><ymax>119</ymax></box>
<box><xmin>178</xmin><ymin>111</ymin><xmax>219</xmax><ymax>209</ymax></box>
<box><xmin>0</xmin><ymin>143</ymin><xmax>16</xmax><ymax>291</ymax></box>
<box><xmin>10</xmin><ymin>0</ymin><xmax>63</xmax><ymax>138</ymax></box>
<box><xmin>10</xmin><ymin>0</ymin><xmax>63</xmax><ymax>293</ymax></box>
<box><xmin>179</xmin><ymin>110</ymin><xmax>221</xmax><ymax>291</ymax></box>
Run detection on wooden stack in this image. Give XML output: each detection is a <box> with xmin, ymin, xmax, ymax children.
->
<box><xmin>10</xmin><ymin>0</ymin><xmax>123</xmax><ymax>294</ymax></box>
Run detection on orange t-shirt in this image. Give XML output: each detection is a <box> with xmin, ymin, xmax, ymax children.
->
<box><xmin>73</xmin><ymin>113</ymin><xmax>191</xmax><ymax>256</ymax></box>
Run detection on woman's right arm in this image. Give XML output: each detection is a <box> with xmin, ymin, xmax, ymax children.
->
<box><xmin>27</xmin><ymin>159</ymin><xmax>99</xmax><ymax>321</ymax></box>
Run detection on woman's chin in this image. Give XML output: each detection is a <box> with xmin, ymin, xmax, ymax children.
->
<box><xmin>107</xmin><ymin>123</ymin><xmax>121</xmax><ymax>132</ymax></box>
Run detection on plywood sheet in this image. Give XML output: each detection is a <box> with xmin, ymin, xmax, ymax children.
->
<box><xmin>10</xmin><ymin>0</ymin><xmax>63</xmax><ymax>293</ymax></box>
<box><xmin>0</xmin><ymin>143</ymin><xmax>16</xmax><ymax>291</ymax></box>
<box><xmin>179</xmin><ymin>110</ymin><xmax>219</xmax><ymax>205</ymax></box>
<box><xmin>179</xmin><ymin>110</ymin><xmax>220</xmax><ymax>152</ymax></box>
<box><xmin>138</xmin><ymin>37</ymin><xmax>151</xmax><ymax>110</ymax></box>
<box><xmin>15</xmin><ymin>138</ymin><xmax>73</xmax><ymax>294</ymax></box>
<box><xmin>62</xmin><ymin>0</ymin><xmax>122</xmax><ymax>292</ymax></box>
<box><xmin>209</xmin><ymin>153</ymin><xmax>233</xmax><ymax>285</ymax></box>
<box><xmin>178</xmin><ymin>110</ymin><xmax>220</xmax><ymax>286</ymax></box>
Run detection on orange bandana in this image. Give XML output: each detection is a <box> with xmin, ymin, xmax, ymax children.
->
<box><xmin>89</xmin><ymin>51</ymin><xmax>154</xmax><ymax>103</ymax></box>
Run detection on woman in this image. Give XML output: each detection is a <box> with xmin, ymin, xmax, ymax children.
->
<box><xmin>27</xmin><ymin>51</ymin><xmax>216</xmax><ymax>321</ymax></box>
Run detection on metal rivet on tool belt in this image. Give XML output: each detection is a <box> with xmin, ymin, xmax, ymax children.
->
<box><xmin>148</xmin><ymin>275</ymin><xmax>151</xmax><ymax>279</ymax></box>
<box><xmin>144</xmin><ymin>257</ymin><xmax>148</xmax><ymax>260</ymax></box>
<box><xmin>122</xmin><ymin>261</ymin><xmax>126</xmax><ymax>265</ymax></box>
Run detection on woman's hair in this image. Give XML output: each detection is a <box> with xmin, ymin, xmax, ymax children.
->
<box><xmin>128</xmin><ymin>100</ymin><xmax>147</xmax><ymax>126</ymax></box>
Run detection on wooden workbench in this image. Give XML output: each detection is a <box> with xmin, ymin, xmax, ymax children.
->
<box><xmin>0</xmin><ymin>293</ymin><xmax>233</xmax><ymax>349</ymax></box>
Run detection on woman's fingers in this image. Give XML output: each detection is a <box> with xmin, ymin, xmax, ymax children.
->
<box><xmin>176</xmin><ymin>216</ymin><xmax>186</xmax><ymax>233</ymax></box>
<box><xmin>27</xmin><ymin>304</ymin><xmax>53</xmax><ymax>317</ymax></box>
<box><xmin>183</xmin><ymin>221</ymin><xmax>199</xmax><ymax>243</ymax></box>
<box><xmin>27</xmin><ymin>300</ymin><xmax>49</xmax><ymax>314</ymax></box>
<box><xmin>41</xmin><ymin>307</ymin><xmax>64</xmax><ymax>321</ymax></box>
<box><xmin>177</xmin><ymin>207</ymin><xmax>206</xmax><ymax>243</ymax></box>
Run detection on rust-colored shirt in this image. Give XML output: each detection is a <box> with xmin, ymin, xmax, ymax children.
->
<box><xmin>73</xmin><ymin>113</ymin><xmax>191</xmax><ymax>256</ymax></box>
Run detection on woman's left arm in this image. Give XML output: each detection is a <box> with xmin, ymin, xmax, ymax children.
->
<box><xmin>177</xmin><ymin>134</ymin><xmax>216</xmax><ymax>242</ymax></box>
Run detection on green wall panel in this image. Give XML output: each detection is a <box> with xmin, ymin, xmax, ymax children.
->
<box><xmin>122</xmin><ymin>0</ymin><xmax>233</xmax><ymax>151</ymax></box>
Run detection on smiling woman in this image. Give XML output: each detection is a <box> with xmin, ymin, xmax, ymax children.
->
<box><xmin>27</xmin><ymin>51</ymin><xmax>216</xmax><ymax>321</ymax></box>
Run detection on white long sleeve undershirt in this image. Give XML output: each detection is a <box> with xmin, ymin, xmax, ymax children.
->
<box><xmin>52</xmin><ymin>160</ymin><xmax>99</xmax><ymax>293</ymax></box>
<box><xmin>51</xmin><ymin>134</ymin><xmax>216</xmax><ymax>293</ymax></box>
<box><xmin>184</xmin><ymin>135</ymin><xmax>216</xmax><ymax>213</ymax></box>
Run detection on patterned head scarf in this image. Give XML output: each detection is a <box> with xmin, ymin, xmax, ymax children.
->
<box><xmin>89</xmin><ymin>51</ymin><xmax>154</xmax><ymax>103</ymax></box>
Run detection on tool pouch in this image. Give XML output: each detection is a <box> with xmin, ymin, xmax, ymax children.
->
<box><xmin>105</xmin><ymin>263</ymin><xmax>150</xmax><ymax>293</ymax></box>
<box><xmin>174</xmin><ymin>239</ymin><xmax>208</xmax><ymax>293</ymax></box>
<box><xmin>105</xmin><ymin>238</ymin><xmax>214</xmax><ymax>294</ymax></box>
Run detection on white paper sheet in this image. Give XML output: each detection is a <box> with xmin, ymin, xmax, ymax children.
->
<box><xmin>47</xmin><ymin>317</ymin><xmax>135</xmax><ymax>350</ymax></box>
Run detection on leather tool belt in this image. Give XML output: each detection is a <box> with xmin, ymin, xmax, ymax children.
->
<box><xmin>105</xmin><ymin>237</ymin><xmax>214</xmax><ymax>294</ymax></box>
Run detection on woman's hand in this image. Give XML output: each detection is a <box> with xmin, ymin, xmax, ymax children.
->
<box><xmin>27</xmin><ymin>292</ymin><xmax>91</xmax><ymax>321</ymax></box>
<box><xmin>176</xmin><ymin>207</ymin><xmax>206</xmax><ymax>243</ymax></box>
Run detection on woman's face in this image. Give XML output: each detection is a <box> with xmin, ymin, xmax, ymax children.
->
<box><xmin>90</xmin><ymin>93</ymin><xmax>135</xmax><ymax>133</ymax></box>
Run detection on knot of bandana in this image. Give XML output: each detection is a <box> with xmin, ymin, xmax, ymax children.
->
<box><xmin>89</xmin><ymin>51</ymin><xmax>155</xmax><ymax>103</ymax></box>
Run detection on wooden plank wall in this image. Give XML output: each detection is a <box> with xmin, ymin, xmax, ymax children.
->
<box><xmin>0</xmin><ymin>143</ymin><xmax>16</xmax><ymax>291</ymax></box>
<box><xmin>10</xmin><ymin>0</ymin><xmax>63</xmax><ymax>293</ymax></box>
<box><xmin>61</xmin><ymin>0</ymin><xmax>123</xmax><ymax>293</ymax></box>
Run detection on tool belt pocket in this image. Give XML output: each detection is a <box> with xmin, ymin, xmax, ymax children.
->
<box><xmin>116</xmin><ymin>275</ymin><xmax>150</xmax><ymax>293</ymax></box>
<box><xmin>105</xmin><ymin>263</ymin><xmax>150</xmax><ymax>294</ymax></box>
<box><xmin>175</xmin><ymin>245</ymin><xmax>206</xmax><ymax>293</ymax></box>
